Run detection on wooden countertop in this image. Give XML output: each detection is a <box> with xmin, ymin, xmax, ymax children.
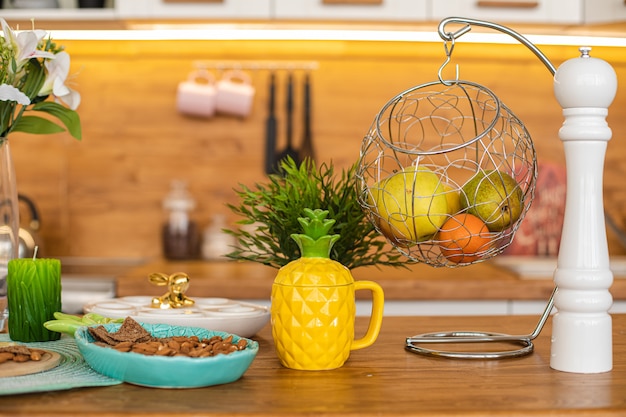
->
<box><xmin>115</xmin><ymin>259</ymin><xmax>626</xmax><ymax>301</ymax></box>
<box><xmin>0</xmin><ymin>314</ymin><xmax>624</xmax><ymax>416</ymax></box>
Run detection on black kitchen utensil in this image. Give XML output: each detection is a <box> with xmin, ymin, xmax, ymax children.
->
<box><xmin>275</xmin><ymin>71</ymin><xmax>301</xmax><ymax>168</ymax></box>
<box><xmin>264</xmin><ymin>72</ymin><xmax>278</xmax><ymax>175</ymax></box>
<box><xmin>299</xmin><ymin>72</ymin><xmax>315</xmax><ymax>162</ymax></box>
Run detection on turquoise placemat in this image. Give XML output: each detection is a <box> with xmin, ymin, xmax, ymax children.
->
<box><xmin>0</xmin><ymin>334</ymin><xmax>122</xmax><ymax>395</ymax></box>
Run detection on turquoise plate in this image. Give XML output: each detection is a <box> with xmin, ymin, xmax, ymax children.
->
<box><xmin>74</xmin><ymin>322</ymin><xmax>259</xmax><ymax>388</ymax></box>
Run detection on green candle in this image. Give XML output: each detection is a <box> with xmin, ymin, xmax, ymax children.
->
<box><xmin>7</xmin><ymin>258</ymin><xmax>62</xmax><ymax>342</ymax></box>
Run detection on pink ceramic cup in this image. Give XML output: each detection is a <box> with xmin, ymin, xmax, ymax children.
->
<box><xmin>215</xmin><ymin>70</ymin><xmax>255</xmax><ymax>117</ymax></box>
<box><xmin>176</xmin><ymin>69</ymin><xmax>217</xmax><ymax>118</ymax></box>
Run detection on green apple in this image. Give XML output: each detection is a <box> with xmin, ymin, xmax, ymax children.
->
<box><xmin>369</xmin><ymin>166</ymin><xmax>448</xmax><ymax>244</ymax></box>
<box><xmin>460</xmin><ymin>169</ymin><xmax>523</xmax><ymax>232</ymax></box>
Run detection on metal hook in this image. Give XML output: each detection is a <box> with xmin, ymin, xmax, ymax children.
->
<box><xmin>438</xmin><ymin>35</ymin><xmax>460</xmax><ymax>86</ymax></box>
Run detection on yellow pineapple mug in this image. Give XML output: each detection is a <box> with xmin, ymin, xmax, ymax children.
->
<box><xmin>271</xmin><ymin>258</ymin><xmax>384</xmax><ymax>371</ymax></box>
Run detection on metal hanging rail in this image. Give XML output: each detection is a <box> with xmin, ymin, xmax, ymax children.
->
<box><xmin>192</xmin><ymin>60</ymin><xmax>319</xmax><ymax>71</ymax></box>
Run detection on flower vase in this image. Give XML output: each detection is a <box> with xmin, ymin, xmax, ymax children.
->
<box><xmin>0</xmin><ymin>138</ymin><xmax>19</xmax><ymax>332</ymax></box>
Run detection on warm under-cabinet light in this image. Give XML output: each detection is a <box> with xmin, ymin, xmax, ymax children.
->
<box><xmin>47</xmin><ymin>26</ymin><xmax>626</xmax><ymax>47</ymax></box>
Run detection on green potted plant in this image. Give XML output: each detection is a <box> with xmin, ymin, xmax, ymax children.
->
<box><xmin>225</xmin><ymin>157</ymin><xmax>407</xmax><ymax>270</ymax></box>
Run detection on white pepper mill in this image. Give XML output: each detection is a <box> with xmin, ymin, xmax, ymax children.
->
<box><xmin>551</xmin><ymin>46</ymin><xmax>617</xmax><ymax>373</ymax></box>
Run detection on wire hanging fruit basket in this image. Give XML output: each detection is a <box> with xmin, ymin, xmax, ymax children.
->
<box><xmin>356</xmin><ymin>17</ymin><xmax>563</xmax><ymax>359</ymax></box>
<box><xmin>357</xmin><ymin>78</ymin><xmax>537</xmax><ymax>267</ymax></box>
<box><xmin>356</xmin><ymin>17</ymin><xmax>616</xmax><ymax>366</ymax></box>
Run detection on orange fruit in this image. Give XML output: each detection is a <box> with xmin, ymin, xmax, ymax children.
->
<box><xmin>436</xmin><ymin>213</ymin><xmax>494</xmax><ymax>264</ymax></box>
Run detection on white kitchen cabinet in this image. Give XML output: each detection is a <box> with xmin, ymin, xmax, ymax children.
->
<box><xmin>246</xmin><ymin>299</ymin><xmax>510</xmax><ymax>317</ymax></box>
<box><xmin>356</xmin><ymin>299</ymin><xmax>626</xmax><ymax>317</ymax></box>
<box><xmin>272</xmin><ymin>0</ymin><xmax>626</xmax><ymax>24</ymax></box>
<box><xmin>115</xmin><ymin>0</ymin><xmax>272</xmax><ymax>19</ymax></box>
<box><xmin>360</xmin><ymin>300</ymin><xmax>510</xmax><ymax>316</ymax></box>
<box><xmin>3</xmin><ymin>0</ymin><xmax>626</xmax><ymax>24</ymax></box>
<box><xmin>582</xmin><ymin>0</ymin><xmax>626</xmax><ymax>23</ymax></box>
<box><xmin>510</xmin><ymin>299</ymin><xmax>626</xmax><ymax>315</ymax></box>
<box><xmin>203</xmin><ymin>298</ymin><xmax>626</xmax><ymax>317</ymax></box>
<box><xmin>431</xmin><ymin>0</ymin><xmax>582</xmax><ymax>24</ymax></box>
<box><xmin>272</xmin><ymin>0</ymin><xmax>428</xmax><ymax>21</ymax></box>
<box><xmin>431</xmin><ymin>0</ymin><xmax>626</xmax><ymax>25</ymax></box>
<box><xmin>0</xmin><ymin>0</ymin><xmax>117</xmax><ymax>20</ymax></box>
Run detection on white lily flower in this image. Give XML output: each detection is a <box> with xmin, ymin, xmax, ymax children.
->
<box><xmin>0</xmin><ymin>84</ymin><xmax>31</xmax><ymax>105</ymax></box>
<box><xmin>15</xmin><ymin>29</ymin><xmax>54</xmax><ymax>64</ymax></box>
<box><xmin>40</xmin><ymin>51</ymin><xmax>81</xmax><ymax>110</ymax></box>
<box><xmin>1</xmin><ymin>19</ymin><xmax>54</xmax><ymax>72</ymax></box>
<box><xmin>0</xmin><ymin>18</ymin><xmax>81</xmax><ymax>139</ymax></box>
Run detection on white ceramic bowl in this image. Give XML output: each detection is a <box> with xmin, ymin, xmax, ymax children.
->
<box><xmin>83</xmin><ymin>297</ymin><xmax>270</xmax><ymax>338</ymax></box>
<box><xmin>74</xmin><ymin>322</ymin><xmax>259</xmax><ymax>388</ymax></box>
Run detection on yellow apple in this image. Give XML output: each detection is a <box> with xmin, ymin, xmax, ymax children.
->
<box><xmin>443</xmin><ymin>183</ymin><xmax>462</xmax><ymax>216</ymax></box>
<box><xmin>368</xmin><ymin>166</ymin><xmax>448</xmax><ymax>244</ymax></box>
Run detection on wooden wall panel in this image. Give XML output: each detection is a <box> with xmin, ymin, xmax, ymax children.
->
<box><xmin>7</xmin><ymin>39</ymin><xmax>626</xmax><ymax>260</ymax></box>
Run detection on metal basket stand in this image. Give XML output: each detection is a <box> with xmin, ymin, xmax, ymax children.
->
<box><xmin>406</xmin><ymin>288</ymin><xmax>555</xmax><ymax>359</ymax></box>
<box><xmin>401</xmin><ymin>18</ymin><xmax>616</xmax><ymax>369</ymax></box>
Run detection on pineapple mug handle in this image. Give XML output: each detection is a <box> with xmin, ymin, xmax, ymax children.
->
<box><xmin>351</xmin><ymin>280</ymin><xmax>384</xmax><ymax>350</ymax></box>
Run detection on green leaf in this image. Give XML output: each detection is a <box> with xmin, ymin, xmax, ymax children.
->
<box><xmin>31</xmin><ymin>101</ymin><xmax>82</xmax><ymax>140</ymax></box>
<box><xmin>21</xmin><ymin>59</ymin><xmax>46</xmax><ymax>100</ymax></box>
<box><xmin>11</xmin><ymin>115</ymin><xmax>66</xmax><ymax>135</ymax></box>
